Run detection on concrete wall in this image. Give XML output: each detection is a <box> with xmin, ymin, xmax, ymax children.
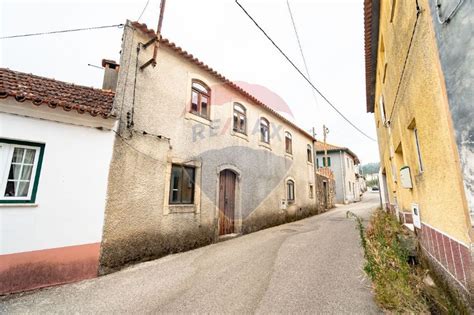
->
<box><xmin>371</xmin><ymin>0</ymin><xmax>472</xmax><ymax>304</ymax></box>
<box><xmin>0</xmin><ymin>102</ymin><xmax>115</xmax><ymax>294</ymax></box>
<box><xmin>100</xmin><ymin>22</ymin><xmax>318</xmax><ymax>273</ymax></box>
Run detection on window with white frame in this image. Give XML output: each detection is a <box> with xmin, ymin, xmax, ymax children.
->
<box><xmin>0</xmin><ymin>140</ymin><xmax>45</xmax><ymax>203</ymax></box>
<box><xmin>169</xmin><ymin>164</ymin><xmax>195</xmax><ymax>204</ymax></box>
<box><xmin>190</xmin><ymin>80</ymin><xmax>211</xmax><ymax>119</ymax></box>
<box><xmin>233</xmin><ymin>103</ymin><xmax>247</xmax><ymax>134</ymax></box>
<box><xmin>260</xmin><ymin>117</ymin><xmax>270</xmax><ymax>144</ymax></box>
<box><xmin>414</xmin><ymin>128</ymin><xmax>424</xmax><ymax>173</ymax></box>
<box><xmin>285</xmin><ymin>132</ymin><xmax>292</xmax><ymax>154</ymax></box>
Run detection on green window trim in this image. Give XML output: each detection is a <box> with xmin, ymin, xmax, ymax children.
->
<box><xmin>0</xmin><ymin>138</ymin><xmax>45</xmax><ymax>204</ymax></box>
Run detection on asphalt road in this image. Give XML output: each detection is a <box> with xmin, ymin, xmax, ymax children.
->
<box><xmin>1</xmin><ymin>193</ymin><xmax>381</xmax><ymax>314</ymax></box>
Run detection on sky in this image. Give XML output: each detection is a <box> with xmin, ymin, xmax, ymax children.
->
<box><xmin>0</xmin><ymin>0</ymin><xmax>380</xmax><ymax>164</ymax></box>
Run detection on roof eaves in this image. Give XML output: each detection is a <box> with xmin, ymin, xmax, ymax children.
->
<box><xmin>364</xmin><ymin>0</ymin><xmax>380</xmax><ymax>113</ymax></box>
<box><xmin>0</xmin><ymin>68</ymin><xmax>115</xmax><ymax>119</ymax></box>
<box><xmin>129</xmin><ymin>21</ymin><xmax>315</xmax><ymax>141</ymax></box>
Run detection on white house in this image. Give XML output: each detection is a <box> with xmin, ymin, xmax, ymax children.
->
<box><xmin>315</xmin><ymin>141</ymin><xmax>361</xmax><ymax>203</ymax></box>
<box><xmin>0</xmin><ymin>68</ymin><xmax>116</xmax><ymax>294</ymax></box>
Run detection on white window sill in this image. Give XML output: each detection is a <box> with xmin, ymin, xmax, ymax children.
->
<box><xmin>0</xmin><ymin>203</ymin><xmax>38</xmax><ymax>208</ymax></box>
<box><xmin>168</xmin><ymin>204</ymin><xmax>197</xmax><ymax>214</ymax></box>
<box><xmin>259</xmin><ymin>142</ymin><xmax>271</xmax><ymax>151</ymax></box>
<box><xmin>231</xmin><ymin>131</ymin><xmax>249</xmax><ymax>141</ymax></box>
<box><xmin>184</xmin><ymin>112</ymin><xmax>211</xmax><ymax>126</ymax></box>
<box><xmin>285</xmin><ymin>153</ymin><xmax>293</xmax><ymax>159</ymax></box>
<box><xmin>307</xmin><ymin>161</ymin><xmax>313</xmax><ymax>166</ymax></box>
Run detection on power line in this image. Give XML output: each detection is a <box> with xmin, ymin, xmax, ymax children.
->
<box><xmin>235</xmin><ymin>0</ymin><xmax>376</xmax><ymax>142</ymax></box>
<box><xmin>286</xmin><ymin>0</ymin><xmax>319</xmax><ymax>110</ymax></box>
<box><xmin>0</xmin><ymin>24</ymin><xmax>124</xmax><ymax>40</ymax></box>
<box><xmin>137</xmin><ymin>0</ymin><xmax>151</xmax><ymax>22</ymax></box>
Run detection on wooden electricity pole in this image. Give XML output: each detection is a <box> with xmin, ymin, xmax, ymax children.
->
<box><xmin>323</xmin><ymin>125</ymin><xmax>329</xmax><ymax>167</ymax></box>
<box><xmin>141</xmin><ymin>0</ymin><xmax>167</xmax><ymax>70</ymax></box>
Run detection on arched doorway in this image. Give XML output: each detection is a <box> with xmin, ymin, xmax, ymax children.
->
<box><xmin>218</xmin><ymin>169</ymin><xmax>237</xmax><ymax>235</ymax></box>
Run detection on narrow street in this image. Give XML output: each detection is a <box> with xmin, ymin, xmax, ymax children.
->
<box><xmin>1</xmin><ymin>193</ymin><xmax>380</xmax><ymax>314</ymax></box>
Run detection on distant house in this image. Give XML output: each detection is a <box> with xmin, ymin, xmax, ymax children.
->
<box><xmin>315</xmin><ymin>141</ymin><xmax>361</xmax><ymax>204</ymax></box>
<box><xmin>0</xmin><ymin>68</ymin><xmax>116</xmax><ymax>294</ymax></box>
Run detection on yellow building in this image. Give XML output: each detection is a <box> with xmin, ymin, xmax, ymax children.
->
<box><xmin>364</xmin><ymin>0</ymin><xmax>473</xmax><ymax>306</ymax></box>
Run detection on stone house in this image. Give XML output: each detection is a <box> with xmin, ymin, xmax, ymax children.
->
<box><xmin>99</xmin><ymin>21</ymin><xmax>319</xmax><ymax>273</ymax></box>
<box><xmin>0</xmin><ymin>68</ymin><xmax>116</xmax><ymax>294</ymax></box>
<box><xmin>364</xmin><ymin>0</ymin><xmax>473</xmax><ymax>307</ymax></box>
<box><xmin>315</xmin><ymin>168</ymin><xmax>336</xmax><ymax>211</ymax></box>
<box><xmin>315</xmin><ymin>141</ymin><xmax>361</xmax><ymax>204</ymax></box>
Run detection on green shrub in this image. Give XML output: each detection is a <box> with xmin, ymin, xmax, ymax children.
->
<box><xmin>348</xmin><ymin>209</ymin><xmax>429</xmax><ymax>312</ymax></box>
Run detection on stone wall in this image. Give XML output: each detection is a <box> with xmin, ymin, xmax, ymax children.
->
<box><xmin>315</xmin><ymin>173</ymin><xmax>336</xmax><ymax>211</ymax></box>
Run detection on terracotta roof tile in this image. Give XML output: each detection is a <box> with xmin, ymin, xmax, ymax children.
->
<box><xmin>315</xmin><ymin>141</ymin><xmax>344</xmax><ymax>152</ymax></box>
<box><xmin>130</xmin><ymin>21</ymin><xmax>314</xmax><ymax>141</ymax></box>
<box><xmin>315</xmin><ymin>140</ymin><xmax>360</xmax><ymax>164</ymax></box>
<box><xmin>0</xmin><ymin>68</ymin><xmax>115</xmax><ymax>118</ymax></box>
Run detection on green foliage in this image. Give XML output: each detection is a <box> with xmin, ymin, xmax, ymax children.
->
<box><xmin>360</xmin><ymin>162</ymin><xmax>380</xmax><ymax>175</ymax></box>
<box><xmin>366</xmin><ymin>179</ymin><xmax>379</xmax><ymax>188</ymax></box>
<box><xmin>348</xmin><ymin>210</ymin><xmax>430</xmax><ymax>313</ymax></box>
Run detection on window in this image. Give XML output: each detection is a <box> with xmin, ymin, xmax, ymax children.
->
<box><xmin>260</xmin><ymin>118</ymin><xmax>270</xmax><ymax>143</ymax></box>
<box><xmin>233</xmin><ymin>103</ymin><xmax>247</xmax><ymax>134</ymax></box>
<box><xmin>346</xmin><ymin>157</ymin><xmax>349</xmax><ymax>168</ymax></box>
<box><xmin>287</xmin><ymin>180</ymin><xmax>295</xmax><ymax>203</ymax></box>
<box><xmin>307</xmin><ymin>145</ymin><xmax>313</xmax><ymax>163</ymax></box>
<box><xmin>316</xmin><ymin>158</ymin><xmax>319</xmax><ymax>169</ymax></box>
<box><xmin>169</xmin><ymin>164</ymin><xmax>195</xmax><ymax>204</ymax></box>
<box><xmin>0</xmin><ymin>140</ymin><xmax>45</xmax><ymax>203</ymax></box>
<box><xmin>348</xmin><ymin>182</ymin><xmax>351</xmax><ymax>192</ymax></box>
<box><xmin>309</xmin><ymin>184</ymin><xmax>314</xmax><ymax>199</ymax></box>
<box><xmin>190</xmin><ymin>80</ymin><xmax>210</xmax><ymax>119</ymax></box>
<box><xmin>379</xmin><ymin>95</ymin><xmax>387</xmax><ymax>124</ymax></box>
<box><xmin>285</xmin><ymin>132</ymin><xmax>292</xmax><ymax>154</ymax></box>
<box><xmin>414</xmin><ymin>128</ymin><xmax>424</xmax><ymax>173</ymax></box>
<box><xmin>323</xmin><ymin>156</ymin><xmax>331</xmax><ymax>167</ymax></box>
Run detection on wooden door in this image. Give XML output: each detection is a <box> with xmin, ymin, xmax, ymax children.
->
<box><xmin>219</xmin><ymin>170</ymin><xmax>236</xmax><ymax>235</ymax></box>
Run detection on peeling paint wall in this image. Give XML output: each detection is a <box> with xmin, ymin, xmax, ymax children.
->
<box><xmin>428</xmin><ymin>0</ymin><xmax>474</xmax><ymax>223</ymax></box>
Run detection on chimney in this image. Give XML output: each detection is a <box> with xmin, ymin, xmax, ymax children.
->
<box><xmin>102</xmin><ymin>59</ymin><xmax>120</xmax><ymax>91</ymax></box>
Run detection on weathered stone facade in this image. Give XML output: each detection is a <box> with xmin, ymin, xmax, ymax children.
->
<box><xmin>315</xmin><ymin>173</ymin><xmax>336</xmax><ymax>211</ymax></box>
<box><xmin>99</xmin><ymin>21</ymin><xmax>320</xmax><ymax>273</ymax></box>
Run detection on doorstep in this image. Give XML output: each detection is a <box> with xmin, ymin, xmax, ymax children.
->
<box><xmin>218</xmin><ymin>233</ymin><xmax>241</xmax><ymax>242</ymax></box>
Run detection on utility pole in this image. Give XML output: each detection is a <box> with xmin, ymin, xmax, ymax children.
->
<box><xmin>141</xmin><ymin>0</ymin><xmax>167</xmax><ymax>70</ymax></box>
<box><xmin>323</xmin><ymin>125</ymin><xmax>329</xmax><ymax>167</ymax></box>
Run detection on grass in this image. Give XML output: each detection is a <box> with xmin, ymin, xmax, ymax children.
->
<box><xmin>348</xmin><ymin>209</ymin><xmax>430</xmax><ymax>313</ymax></box>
